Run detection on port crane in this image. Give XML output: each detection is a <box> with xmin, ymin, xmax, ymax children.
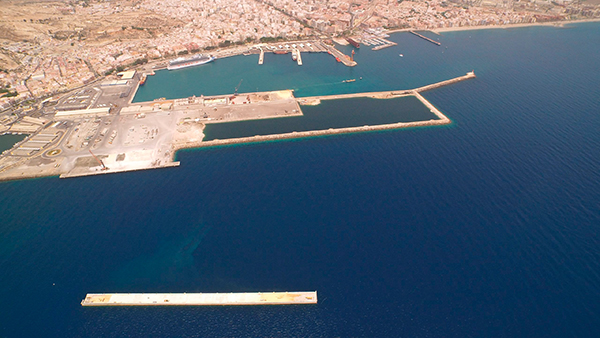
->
<box><xmin>89</xmin><ymin>149</ymin><xmax>108</xmax><ymax>170</ymax></box>
<box><xmin>234</xmin><ymin>79</ymin><xmax>243</xmax><ymax>96</ymax></box>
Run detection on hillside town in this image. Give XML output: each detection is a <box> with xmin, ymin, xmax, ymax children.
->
<box><xmin>1</xmin><ymin>0</ymin><xmax>599</xmax><ymax>110</ymax></box>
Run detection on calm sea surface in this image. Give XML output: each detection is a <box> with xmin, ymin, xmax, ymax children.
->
<box><xmin>1</xmin><ymin>23</ymin><xmax>600</xmax><ymax>337</ymax></box>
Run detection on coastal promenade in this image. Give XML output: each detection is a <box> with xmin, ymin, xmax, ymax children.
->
<box><xmin>81</xmin><ymin>292</ymin><xmax>317</xmax><ymax>306</ymax></box>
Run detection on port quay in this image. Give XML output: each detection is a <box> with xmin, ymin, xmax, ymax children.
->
<box><xmin>81</xmin><ymin>291</ymin><xmax>317</xmax><ymax>306</ymax></box>
<box><xmin>0</xmin><ymin>68</ymin><xmax>475</xmax><ymax>182</ymax></box>
<box><xmin>196</xmin><ymin>40</ymin><xmax>356</xmax><ymax>67</ymax></box>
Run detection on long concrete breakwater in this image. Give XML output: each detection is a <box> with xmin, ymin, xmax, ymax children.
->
<box><xmin>299</xmin><ymin>71</ymin><xmax>475</xmax><ymax>103</ymax></box>
<box><xmin>410</xmin><ymin>31</ymin><xmax>442</xmax><ymax>46</ymax></box>
<box><xmin>174</xmin><ymin>116</ymin><xmax>449</xmax><ymax>152</ymax></box>
<box><xmin>413</xmin><ymin>71</ymin><xmax>475</xmax><ymax>92</ymax></box>
<box><xmin>82</xmin><ymin>292</ymin><xmax>317</xmax><ymax>306</ymax></box>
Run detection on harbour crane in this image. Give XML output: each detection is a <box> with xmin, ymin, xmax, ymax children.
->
<box><xmin>234</xmin><ymin>79</ymin><xmax>243</xmax><ymax>96</ymax></box>
<box><xmin>89</xmin><ymin>149</ymin><xmax>108</xmax><ymax>170</ymax></box>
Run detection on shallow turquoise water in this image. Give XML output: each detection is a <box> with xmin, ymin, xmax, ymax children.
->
<box><xmin>133</xmin><ymin>31</ymin><xmax>471</xmax><ymax>102</ymax></box>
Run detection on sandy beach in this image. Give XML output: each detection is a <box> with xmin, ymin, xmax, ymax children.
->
<box><xmin>386</xmin><ymin>18</ymin><xmax>600</xmax><ymax>35</ymax></box>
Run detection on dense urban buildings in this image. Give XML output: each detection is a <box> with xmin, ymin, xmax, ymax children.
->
<box><xmin>1</xmin><ymin>0</ymin><xmax>599</xmax><ymax>108</ymax></box>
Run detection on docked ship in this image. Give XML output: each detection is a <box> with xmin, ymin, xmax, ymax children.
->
<box><xmin>139</xmin><ymin>73</ymin><xmax>147</xmax><ymax>85</ymax></box>
<box><xmin>292</xmin><ymin>50</ymin><xmax>298</xmax><ymax>61</ymax></box>
<box><xmin>274</xmin><ymin>50</ymin><xmax>288</xmax><ymax>55</ymax></box>
<box><xmin>167</xmin><ymin>54</ymin><xmax>215</xmax><ymax>71</ymax></box>
<box><xmin>345</xmin><ymin>37</ymin><xmax>360</xmax><ymax>48</ymax></box>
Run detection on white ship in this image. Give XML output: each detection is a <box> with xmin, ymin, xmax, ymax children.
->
<box><xmin>167</xmin><ymin>54</ymin><xmax>215</xmax><ymax>71</ymax></box>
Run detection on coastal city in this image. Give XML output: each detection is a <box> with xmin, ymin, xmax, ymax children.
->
<box><xmin>0</xmin><ymin>0</ymin><xmax>599</xmax><ymax>180</ymax></box>
<box><xmin>1</xmin><ymin>0</ymin><xmax>600</xmax><ymax>335</ymax></box>
<box><xmin>1</xmin><ymin>0</ymin><xmax>599</xmax><ymax>110</ymax></box>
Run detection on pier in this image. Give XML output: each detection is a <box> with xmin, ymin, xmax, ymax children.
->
<box><xmin>324</xmin><ymin>44</ymin><xmax>357</xmax><ymax>67</ymax></box>
<box><xmin>295</xmin><ymin>49</ymin><xmax>303</xmax><ymax>66</ymax></box>
<box><xmin>81</xmin><ymin>291</ymin><xmax>317</xmax><ymax>306</ymax></box>
<box><xmin>372</xmin><ymin>42</ymin><xmax>397</xmax><ymax>51</ymax></box>
<box><xmin>410</xmin><ymin>31</ymin><xmax>441</xmax><ymax>46</ymax></box>
<box><xmin>413</xmin><ymin>71</ymin><xmax>475</xmax><ymax>92</ymax></box>
<box><xmin>258</xmin><ymin>47</ymin><xmax>264</xmax><ymax>65</ymax></box>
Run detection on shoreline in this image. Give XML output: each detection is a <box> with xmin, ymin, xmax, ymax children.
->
<box><xmin>386</xmin><ymin>18</ymin><xmax>600</xmax><ymax>35</ymax></box>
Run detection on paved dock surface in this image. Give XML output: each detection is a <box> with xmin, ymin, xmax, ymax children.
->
<box><xmin>81</xmin><ymin>291</ymin><xmax>318</xmax><ymax>306</ymax></box>
<box><xmin>258</xmin><ymin>47</ymin><xmax>264</xmax><ymax>65</ymax></box>
<box><xmin>296</xmin><ymin>49</ymin><xmax>303</xmax><ymax>66</ymax></box>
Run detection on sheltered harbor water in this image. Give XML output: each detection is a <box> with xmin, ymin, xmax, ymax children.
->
<box><xmin>203</xmin><ymin>96</ymin><xmax>438</xmax><ymax>141</ymax></box>
<box><xmin>0</xmin><ymin>135</ymin><xmax>26</xmax><ymax>153</ymax></box>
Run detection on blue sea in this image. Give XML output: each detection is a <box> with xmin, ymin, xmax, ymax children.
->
<box><xmin>1</xmin><ymin>23</ymin><xmax>600</xmax><ymax>337</ymax></box>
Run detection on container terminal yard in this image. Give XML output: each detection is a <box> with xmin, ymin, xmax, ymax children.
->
<box><xmin>0</xmin><ymin>69</ymin><xmax>475</xmax><ymax>181</ymax></box>
<box><xmin>81</xmin><ymin>291</ymin><xmax>317</xmax><ymax>306</ymax></box>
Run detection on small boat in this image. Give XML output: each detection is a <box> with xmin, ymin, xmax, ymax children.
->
<box><xmin>399</xmin><ymin>54</ymin><xmax>404</xmax><ymax>57</ymax></box>
<box><xmin>342</xmin><ymin>79</ymin><xmax>356</xmax><ymax>83</ymax></box>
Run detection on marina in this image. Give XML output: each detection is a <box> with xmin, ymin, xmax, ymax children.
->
<box><xmin>81</xmin><ymin>292</ymin><xmax>318</xmax><ymax>306</ymax></box>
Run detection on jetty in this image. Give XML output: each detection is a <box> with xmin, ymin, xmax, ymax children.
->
<box><xmin>81</xmin><ymin>291</ymin><xmax>317</xmax><ymax>306</ymax></box>
<box><xmin>413</xmin><ymin>71</ymin><xmax>475</xmax><ymax>92</ymax></box>
<box><xmin>410</xmin><ymin>31</ymin><xmax>441</xmax><ymax>46</ymax></box>
<box><xmin>372</xmin><ymin>42</ymin><xmax>397</xmax><ymax>51</ymax></box>
<box><xmin>300</xmin><ymin>71</ymin><xmax>475</xmax><ymax>102</ymax></box>
<box><xmin>324</xmin><ymin>44</ymin><xmax>357</xmax><ymax>67</ymax></box>
<box><xmin>295</xmin><ymin>49</ymin><xmax>303</xmax><ymax>66</ymax></box>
